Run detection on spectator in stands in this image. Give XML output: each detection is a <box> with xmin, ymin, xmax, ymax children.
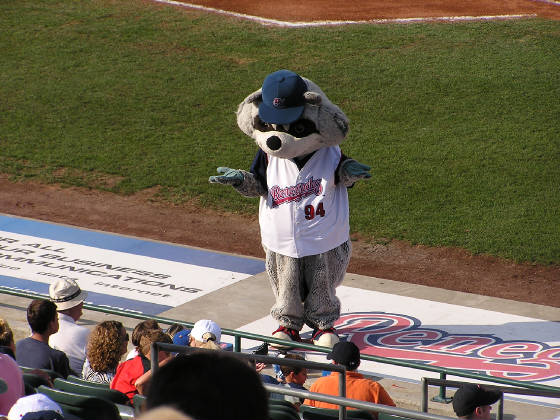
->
<box><xmin>452</xmin><ymin>383</ymin><xmax>502</xmax><ymax>420</ymax></box>
<box><xmin>253</xmin><ymin>360</ymin><xmax>278</xmax><ymax>384</ymax></box>
<box><xmin>303</xmin><ymin>341</ymin><xmax>395</xmax><ymax>419</ymax></box>
<box><xmin>0</xmin><ymin>378</ymin><xmax>8</xmax><ymax>414</ymax></box>
<box><xmin>126</xmin><ymin>320</ymin><xmax>160</xmax><ymax>360</ymax></box>
<box><xmin>111</xmin><ymin>329</ymin><xmax>171</xmax><ymax>403</ymax></box>
<box><xmin>0</xmin><ymin>319</ymin><xmax>16</xmax><ymax>359</ymax></box>
<box><xmin>82</xmin><ymin>320</ymin><xmax>129</xmax><ymax>384</ymax></box>
<box><xmin>2</xmin><ymin>318</ymin><xmax>53</xmax><ymax>389</ymax></box>
<box><xmin>7</xmin><ymin>394</ymin><xmax>63</xmax><ymax>420</ymax></box>
<box><xmin>165</xmin><ymin>324</ymin><xmax>186</xmax><ymax>341</ymax></box>
<box><xmin>16</xmin><ymin>299</ymin><xmax>72</xmax><ymax>379</ymax></box>
<box><xmin>0</xmin><ymin>354</ymin><xmax>24</xmax><ymax>416</ymax></box>
<box><xmin>188</xmin><ymin>320</ymin><xmax>221</xmax><ymax>351</ymax></box>
<box><xmin>280</xmin><ymin>354</ymin><xmax>308</xmax><ymax>409</ymax></box>
<box><xmin>146</xmin><ymin>352</ymin><xmax>268</xmax><ymax>419</ymax></box>
<box><xmin>248</xmin><ymin>358</ymin><xmax>283</xmax><ymax>400</ymax></box>
<box><xmin>48</xmin><ymin>279</ymin><xmax>90</xmax><ymax>375</ymax></box>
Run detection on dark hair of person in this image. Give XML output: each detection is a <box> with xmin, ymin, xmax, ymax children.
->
<box><xmin>87</xmin><ymin>320</ymin><xmax>126</xmax><ymax>372</ymax></box>
<box><xmin>139</xmin><ymin>329</ymin><xmax>172</xmax><ymax>357</ymax></box>
<box><xmin>280</xmin><ymin>353</ymin><xmax>305</xmax><ymax>377</ymax></box>
<box><xmin>147</xmin><ymin>352</ymin><xmax>268</xmax><ymax>420</ymax></box>
<box><xmin>165</xmin><ymin>323</ymin><xmax>185</xmax><ymax>339</ymax></box>
<box><xmin>131</xmin><ymin>319</ymin><xmax>160</xmax><ymax>347</ymax></box>
<box><xmin>0</xmin><ymin>318</ymin><xmax>14</xmax><ymax>347</ymax></box>
<box><xmin>27</xmin><ymin>299</ymin><xmax>57</xmax><ymax>334</ymax></box>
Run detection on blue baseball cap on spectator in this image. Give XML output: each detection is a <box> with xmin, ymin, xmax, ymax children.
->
<box><xmin>259</xmin><ymin>70</ymin><xmax>307</xmax><ymax>124</ymax></box>
<box><xmin>172</xmin><ymin>329</ymin><xmax>191</xmax><ymax>347</ymax></box>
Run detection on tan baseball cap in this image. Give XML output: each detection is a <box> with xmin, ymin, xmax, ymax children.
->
<box><xmin>49</xmin><ymin>279</ymin><xmax>87</xmax><ymax>311</ymax></box>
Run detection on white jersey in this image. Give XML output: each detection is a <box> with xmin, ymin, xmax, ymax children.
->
<box><xmin>259</xmin><ymin>146</ymin><xmax>349</xmax><ymax>258</ymax></box>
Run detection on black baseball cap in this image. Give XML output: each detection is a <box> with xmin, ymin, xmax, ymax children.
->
<box><xmin>259</xmin><ymin>69</ymin><xmax>307</xmax><ymax>124</ymax></box>
<box><xmin>327</xmin><ymin>341</ymin><xmax>361</xmax><ymax>370</ymax></box>
<box><xmin>452</xmin><ymin>384</ymin><xmax>502</xmax><ymax>417</ymax></box>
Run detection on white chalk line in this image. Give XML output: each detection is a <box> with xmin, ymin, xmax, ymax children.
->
<box><xmin>152</xmin><ymin>0</ymin><xmax>537</xmax><ymax>27</ymax></box>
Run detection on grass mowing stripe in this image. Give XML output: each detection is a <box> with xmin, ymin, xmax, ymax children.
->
<box><xmin>0</xmin><ymin>0</ymin><xmax>558</xmax><ymax>264</ymax></box>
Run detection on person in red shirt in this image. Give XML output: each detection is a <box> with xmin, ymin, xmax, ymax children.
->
<box><xmin>111</xmin><ymin>329</ymin><xmax>171</xmax><ymax>404</ymax></box>
<box><xmin>303</xmin><ymin>341</ymin><xmax>395</xmax><ymax>419</ymax></box>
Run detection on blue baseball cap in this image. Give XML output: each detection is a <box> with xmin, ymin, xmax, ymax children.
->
<box><xmin>259</xmin><ymin>70</ymin><xmax>307</xmax><ymax>124</ymax></box>
<box><xmin>172</xmin><ymin>329</ymin><xmax>191</xmax><ymax>346</ymax></box>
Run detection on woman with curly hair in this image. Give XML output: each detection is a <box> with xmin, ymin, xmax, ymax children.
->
<box><xmin>82</xmin><ymin>320</ymin><xmax>129</xmax><ymax>384</ymax></box>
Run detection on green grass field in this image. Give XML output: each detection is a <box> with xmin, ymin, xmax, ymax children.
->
<box><xmin>1</xmin><ymin>0</ymin><xmax>559</xmax><ymax>264</ymax></box>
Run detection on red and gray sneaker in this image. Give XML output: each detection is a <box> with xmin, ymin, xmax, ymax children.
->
<box><xmin>311</xmin><ymin>328</ymin><xmax>339</xmax><ymax>348</ymax></box>
<box><xmin>271</xmin><ymin>326</ymin><xmax>302</xmax><ymax>343</ymax></box>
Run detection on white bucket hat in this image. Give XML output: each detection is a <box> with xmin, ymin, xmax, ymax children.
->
<box><xmin>49</xmin><ymin>278</ymin><xmax>87</xmax><ymax>311</ymax></box>
<box><xmin>191</xmin><ymin>319</ymin><xmax>221</xmax><ymax>343</ymax></box>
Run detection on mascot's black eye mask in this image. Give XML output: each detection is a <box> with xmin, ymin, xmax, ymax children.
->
<box><xmin>254</xmin><ymin>116</ymin><xmax>318</xmax><ymax>138</ymax></box>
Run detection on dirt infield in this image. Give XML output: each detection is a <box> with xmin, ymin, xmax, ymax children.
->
<box><xmin>1</xmin><ymin>175</ymin><xmax>559</xmax><ymax>308</ymax></box>
<box><xmin>167</xmin><ymin>0</ymin><xmax>560</xmax><ymax>22</ymax></box>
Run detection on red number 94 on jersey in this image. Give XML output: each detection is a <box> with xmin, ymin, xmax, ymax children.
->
<box><xmin>305</xmin><ymin>202</ymin><xmax>326</xmax><ymax>220</ymax></box>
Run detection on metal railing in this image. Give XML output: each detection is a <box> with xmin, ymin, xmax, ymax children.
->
<box><xmin>150</xmin><ymin>342</ymin><xmax>455</xmax><ymax>420</ymax></box>
<box><xmin>264</xmin><ymin>383</ymin><xmax>455</xmax><ymax>420</ymax></box>
<box><xmin>2</xmin><ymin>286</ymin><xmax>560</xmax><ymax>416</ymax></box>
<box><xmin>421</xmin><ymin>377</ymin><xmax>560</xmax><ymax>420</ymax></box>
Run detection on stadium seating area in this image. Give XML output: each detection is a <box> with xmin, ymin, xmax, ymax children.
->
<box><xmin>4</xmin><ymin>291</ymin><xmax>558</xmax><ymax>420</ymax></box>
<box><xmin>18</xmin><ymin>359</ymin><xmax>410</xmax><ymax>420</ymax></box>
<box><xmin>19</xmin><ymin>372</ymin><xmax>134</xmax><ymax>420</ymax></box>
<box><xmin>18</xmin><ymin>365</ymin><xmax>431</xmax><ymax>420</ymax></box>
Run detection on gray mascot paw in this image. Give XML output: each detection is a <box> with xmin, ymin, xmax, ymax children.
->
<box><xmin>208</xmin><ymin>167</ymin><xmax>244</xmax><ymax>186</ymax></box>
<box><xmin>339</xmin><ymin>159</ymin><xmax>371</xmax><ymax>187</ymax></box>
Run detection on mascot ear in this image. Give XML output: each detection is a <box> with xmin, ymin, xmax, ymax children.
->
<box><xmin>334</xmin><ymin>113</ymin><xmax>349</xmax><ymax>136</ymax></box>
<box><xmin>304</xmin><ymin>91</ymin><xmax>322</xmax><ymax>106</ymax></box>
<box><xmin>246</xmin><ymin>90</ymin><xmax>262</xmax><ymax>104</ymax></box>
<box><xmin>237</xmin><ymin>89</ymin><xmax>261</xmax><ymax>138</ymax></box>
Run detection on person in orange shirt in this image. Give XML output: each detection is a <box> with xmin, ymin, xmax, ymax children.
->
<box><xmin>303</xmin><ymin>341</ymin><xmax>395</xmax><ymax>419</ymax></box>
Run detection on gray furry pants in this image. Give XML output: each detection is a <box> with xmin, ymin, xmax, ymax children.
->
<box><xmin>264</xmin><ymin>240</ymin><xmax>352</xmax><ymax>331</ymax></box>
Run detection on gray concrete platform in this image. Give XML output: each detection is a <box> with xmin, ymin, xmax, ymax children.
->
<box><xmin>2</xmin><ymin>271</ymin><xmax>559</xmax><ymax>419</ymax></box>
